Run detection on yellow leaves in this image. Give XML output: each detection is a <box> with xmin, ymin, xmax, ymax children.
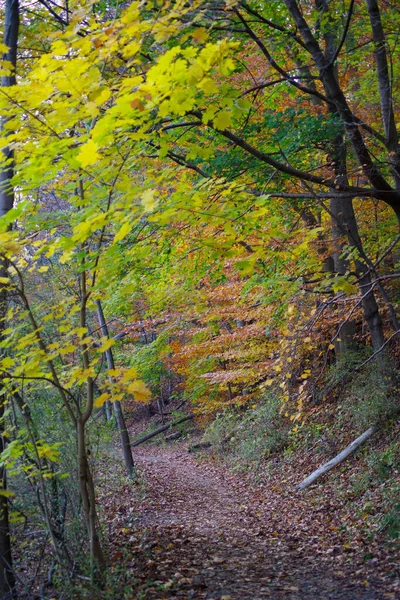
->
<box><xmin>98</xmin><ymin>338</ymin><xmax>114</xmax><ymax>353</ymax></box>
<box><xmin>72</xmin><ymin>213</ymin><xmax>108</xmax><ymax>242</ymax></box>
<box><xmin>141</xmin><ymin>189</ymin><xmax>157</xmax><ymax>212</ymax></box>
<box><xmin>84</xmin><ymin>101</ymin><xmax>100</xmax><ymax>118</ymax></box>
<box><xmin>192</xmin><ymin>27</ymin><xmax>209</xmax><ymax>44</ymax></box>
<box><xmin>126</xmin><ymin>380</ymin><xmax>152</xmax><ymax>402</ymax></box>
<box><xmin>67</xmin><ymin>367</ymin><xmax>96</xmax><ymax>387</ymax></box>
<box><xmin>197</xmin><ymin>77</ymin><xmax>218</xmax><ymax>94</ymax></box>
<box><xmin>58</xmin><ymin>345</ymin><xmax>76</xmax><ymax>355</ymax></box>
<box><xmin>120</xmin><ymin>2</ymin><xmax>141</xmax><ymax>25</ymax></box>
<box><xmin>0</xmin><ymin>489</ymin><xmax>15</xmax><ymax>498</ymax></box>
<box><xmin>1</xmin><ymin>357</ymin><xmax>14</xmax><ymax>371</ymax></box>
<box><xmin>71</xmin><ymin>327</ymin><xmax>88</xmax><ymax>337</ymax></box>
<box><xmin>59</xmin><ymin>250</ymin><xmax>74</xmax><ymax>265</ymax></box>
<box><xmin>76</xmin><ymin>139</ymin><xmax>101</xmax><ymax>167</ymax></box>
<box><xmin>121</xmin><ymin>40</ymin><xmax>141</xmax><ymax>59</ymax></box>
<box><xmin>25</xmin><ymin>81</ymin><xmax>55</xmax><ymax>108</ymax></box>
<box><xmin>332</xmin><ymin>276</ymin><xmax>358</xmax><ymax>295</ymax></box>
<box><xmin>106</xmin><ymin>368</ymin><xmax>122</xmax><ymax>378</ymax></box>
<box><xmin>0</xmin><ymin>232</ymin><xmax>21</xmax><ymax>256</ymax></box>
<box><xmin>219</xmin><ymin>57</ymin><xmax>236</xmax><ymax>76</ymax></box>
<box><xmin>121</xmin><ymin>367</ymin><xmax>138</xmax><ymax>383</ymax></box>
<box><xmin>213</xmin><ymin>111</ymin><xmax>232</xmax><ymax>130</ymax></box>
<box><xmin>0</xmin><ymin>61</ymin><xmax>14</xmax><ymax>77</ymax></box>
<box><xmin>94</xmin><ymin>392</ymin><xmax>111</xmax><ymax>408</ymax></box>
<box><xmin>300</xmin><ymin>369</ymin><xmax>311</xmax><ymax>380</ymax></box>
<box><xmin>95</xmin><ymin>367</ymin><xmax>151</xmax><ymax>406</ymax></box>
<box><xmin>36</xmin><ymin>442</ymin><xmax>62</xmax><ymax>462</ymax></box>
<box><xmin>93</xmin><ymin>87</ymin><xmax>111</xmax><ymax>106</ymax></box>
<box><xmin>114</xmin><ymin>221</ymin><xmax>131</xmax><ymax>243</ymax></box>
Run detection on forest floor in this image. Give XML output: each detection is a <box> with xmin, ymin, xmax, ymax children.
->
<box><xmin>100</xmin><ymin>437</ymin><xmax>400</xmax><ymax>600</ymax></box>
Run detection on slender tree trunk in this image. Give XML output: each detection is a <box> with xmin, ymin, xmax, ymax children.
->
<box><xmin>0</xmin><ymin>403</ymin><xmax>16</xmax><ymax>599</ymax></box>
<box><xmin>340</xmin><ymin>200</ymin><xmax>386</xmax><ymax>350</ymax></box>
<box><xmin>0</xmin><ymin>2</ymin><xmax>19</xmax><ymax>597</ymax></box>
<box><xmin>158</xmin><ymin>379</ymin><xmax>165</xmax><ymax>424</ymax></box>
<box><xmin>95</xmin><ymin>301</ymin><xmax>135</xmax><ymax>477</ymax></box>
<box><xmin>365</xmin><ymin>0</ymin><xmax>400</xmax><ymax>189</ymax></box>
<box><xmin>77</xmin><ymin>421</ymin><xmax>106</xmax><ymax>577</ymax></box>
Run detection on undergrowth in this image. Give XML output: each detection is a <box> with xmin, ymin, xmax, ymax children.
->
<box><xmin>326</xmin><ymin>350</ymin><xmax>400</xmax><ymax>430</ymax></box>
<box><xmin>203</xmin><ymin>392</ymin><xmax>289</xmax><ymax>470</ymax></box>
<box><xmin>201</xmin><ymin>352</ymin><xmax>400</xmax><ymax>543</ymax></box>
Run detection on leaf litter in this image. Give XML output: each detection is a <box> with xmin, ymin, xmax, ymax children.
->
<box><xmin>100</xmin><ymin>442</ymin><xmax>399</xmax><ymax>599</ymax></box>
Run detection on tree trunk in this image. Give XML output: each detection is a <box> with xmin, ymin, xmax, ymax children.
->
<box><xmin>95</xmin><ymin>300</ymin><xmax>135</xmax><ymax>477</ymax></box>
<box><xmin>320</xmin><ymin>4</ymin><xmax>386</xmax><ymax>353</ymax></box>
<box><xmin>290</xmin><ymin>20</ymin><xmax>364</xmax><ymax>353</ymax></box>
<box><xmin>0</xmin><ymin>403</ymin><xmax>17</xmax><ymax>599</ymax></box>
<box><xmin>77</xmin><ymin>421</ymin><xmax>106</xmax><ymax>577</ymax></box>
<box><xmin>340</xmin><ymin>199</ymin><xmax>386</xmax><ymax>351</ymax></box>
<box><xmin>0</xmin><ymin>2</ymin><xmax>19</xmax><ymax>597</ymax></box>
<box><xmin>365</xmin><ymin>0</ymin><xmax>400</xmax><ymax>190</ymax></box>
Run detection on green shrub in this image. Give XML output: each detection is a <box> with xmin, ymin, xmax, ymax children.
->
<box><xmin>325</xmin><ymin>349</ymin><xmax>400</xmax><ymax>430</ymax></box>
<box><xmin>203</xmin><ymin>392</ymin><xmax>289</xmax><ymax>469</ymax></box>
<box><xmin>344</xmin><ymin>366</ymin><xmax>399</xmax><ymax>430</ymax></box>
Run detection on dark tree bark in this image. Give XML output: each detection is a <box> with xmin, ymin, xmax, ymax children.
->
<box><xmin>0</xmin><ymin>2</ymin><xmax>19</xmax><ymax>597</ymax></box>
<box><xmin>230</xmin><ymin>2</ymin><xmax>389</xmax><ymax>351</ymax></box>
<box><xmin>95</xmin><ymin>300</ymin><xmax>135</xmax><ymax>477</ymax></box>
<box><xmin>283</xmin><ymin>0</ymin><xmax>400</xmax><ymax>219</ymax></box>
<box><xmin>365</xmin><ymin>0</ymin><xmax>400</xmax><ymax>180</ymax></box>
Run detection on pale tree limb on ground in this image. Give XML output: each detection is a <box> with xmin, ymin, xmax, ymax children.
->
<box><xmin>296</xmin><ymin>427</ymin><xmax>376</xmax><ymax>491</ymax></box>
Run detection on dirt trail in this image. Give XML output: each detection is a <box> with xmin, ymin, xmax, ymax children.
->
<box><xmin>107</xmin><ymin>445</ymin><xmax>397</xmax><ymax>600</ymax></box>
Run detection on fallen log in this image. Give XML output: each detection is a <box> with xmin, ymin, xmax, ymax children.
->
<box><xmin>188</xmin><ymin>441</ymin><xmax>212</xmax><ymax>452</ymax></box>
<box><xmin>296</xmin><ymin>426</ymin><xmax>376</xmax><ymax>491</ymax></box>
<box><xmin>131</xmin><ymin>415</ymin><xmax>193</xmax><ymax>448</ymax></box>
<box><xmin>188</xmin><ymin>426</ymin><xmax>242</xmax><ymax>453</ymax></box>
<box><xmin>165</xmin><ymin>432</ymin><xmax>181</xmax><ymax>442</ymax></box>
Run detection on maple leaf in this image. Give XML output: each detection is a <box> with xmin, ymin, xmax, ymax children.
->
<box><xmin>126</xmin><ymin>380</ymin><xmax>152</xmax><ymax>402</ymax></box>
<box><xmin>213</xmin><ymin>111</ymin><xmax>232</xmax><ymax>130</ymax></box>
<box><xmin>77</xmin><ymin>139</ymin><xmax>101</xmax><ymax>167</ymax></box>
<box><xmin>94</xmin><ymin>392</ymin><xmax>111</xmax><ymax>408</ymax></box>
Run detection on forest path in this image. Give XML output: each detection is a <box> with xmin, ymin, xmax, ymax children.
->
<box><xmin>105</xmin><ymin>444</ymin><xmax>394</xmax><ymax>600</ymax></box>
